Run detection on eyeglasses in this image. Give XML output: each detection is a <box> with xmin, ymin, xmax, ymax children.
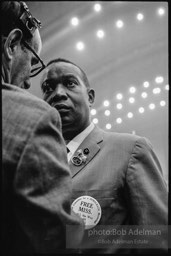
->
<box><xmin>22</xmin><ymin>40</ymin><xmax>46</xmax><ymax>77</ymax></box>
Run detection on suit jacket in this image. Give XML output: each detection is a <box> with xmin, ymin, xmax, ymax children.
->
<box><xmin>2</xmin><ymin>83</ymin><xmax>83</xmax><ymax>254</ymax></box>
<box><xmin>69</xmin><ymin>126</ymin><xmax>168</xmax><ymax>253</ymax></box>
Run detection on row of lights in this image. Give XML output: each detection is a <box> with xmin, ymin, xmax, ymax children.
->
<box><xmin>115</xmin><ymin>85</ymin><xmax>168</xmax><ymax>102</ymax></box>
<box><xmin>108</xmin><ymin>76</ymin><xmax>167</xmax><ymax>100</ymax></box>
<box><xmin>91</xmin><ymin>100</ymin><xmax>167</xmax><ymax>117</ymax></box>
<box><xmin>100</xmin><ymin>83</ymin><xmax>168</xmax><ymax>110</ymax></box>
<box><xmin>71</xmin><ymin>5</ymin><xmax>165</xmax><ymax>26</ymax></box>
<box><xmin>92</xmin><ymin>100</ymin><xmax>166</xmax><ymax>129</ymax></box>
<box><xmin>104</xmin><ymin>76</ymin><xmax>169</xmax><ymax>102</ymax></box>
<box><xmin>91</xmin><ymin>74</ymin><xmax>168</xmax><ymax>129</ymax></box>
<box><xmin>93</xmin><ymin>3</ymin><xmax>165</xmax><ymax>17</ymax></box>
<box><xmin>71</xmin><ymin>5</ymin><xmax>166</xmax><ymax>50</ymax></box>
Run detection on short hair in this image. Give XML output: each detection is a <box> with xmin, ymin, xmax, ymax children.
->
<box><xmin>1</xmin><ymin>1</ymin><xmax>41</xmax><ymax>43</ymax></box>
<box><xmin>46</xmin><ymin>58</ymin><xmax>91</xmax><ymax>88</ymax></box>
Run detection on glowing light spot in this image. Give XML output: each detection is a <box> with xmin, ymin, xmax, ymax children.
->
<box><xmin>129</xmin><ymin>97</ymin><xmax>135</xmax><ymax>103</ymax></box>
<box><xmin>127</xmin><ymin>112</ymin><xmax>133</xmax><ymax>118</ymax></box>
<box><xmin>116</xmin><ymin>118</ymin><xmax>122</xmax><ymax>124</ymax></box>
<box><xmin>141</xmin><ymin>92</ymin><xmax>148</xmax><ymax>98</ymax></box>
<box><xmin>103</xmin><ymin>100</ymin><xmax>110</xmax><ymax>107</ymax></box>
<box><xmin>137</xmin><ymin>13</ymin><xmax>144</xmax><ymax>21</ymax></box>
<box><xmin>129</xmin><ymin>86</ymin><xmax>136</xmax><ymax>94</ymax></box>
<box><xmin>94</xmin><ymin>3</ymin><xmax>102</xmax><ymax>12</ymax></box>
<box><xmin>153</xmin><ymin>88</ymin><xmax>161</xmax><ymax>94</ymax></box>
<box><xmin>149</xmin><ymin>103</ymin><xmax>155</xmax><ymax>110</ymax></box>
<box><xmin>93</xmin><ymin>118</ymin><xmax>98</xmax><ymax>124</ymax></box>
<box><xmin>155</xmin><ymin>76</ymin><xmax>164</xmax><ymax>84</ymax></box>
<box><xmin>116</xmin><ymin>20</ymin><xmax>124</xmax><ymax>28</ymax></box>
<box><xmin>116</xmin><ymin>103</ymin><xmax>123</xmax><ymax>109</ymax></box>
<box><xmin>106</xmin><ymin>123</ymin><xmax>112</xmax><ymax>129</ymax></box>
<box><xmin>71</xmin><ymin>17</ymin><xmax>79</xmax><ymax>26</ymax></box>
<box><xmin>104</xmin><ymin>110</ymin><xmax>111</xmax><ymax>116</ymax></box>
<box><xmin>157</xmin><ymin>7</ymin><xmax>165</xmax><ymax>16</ymax></box>
<box><xmin>143</xmin><ymin>81</ymin><xmax>149</xmax><ymax>88</ymax></box>
<box><xmin>116</xmin><ymin>93</ymin><xmax>123</xmax><ymax>100</ymax></box>
<box><xmin>91</xmin><ymin>109</ymin><xmax>97</xmax><ymax>115</ymax></box>
<box><xmin>165</xmin><ymin>84</ymin><xmax>169</xmax><ymax>90</ymax></box>
<box><xmin>139</xmin><ymin>107</ymin><xmax>145</xmax><ymax>113</ymax></box>
<box><xmin>97</xmin><ymin>30</ymin><xmax>105</xmax><ymax>38</ymax></box>
<box><xmin>160</xmin><ymin>101</ymin><xmax>166</xmax><ymax>107</ymax></box>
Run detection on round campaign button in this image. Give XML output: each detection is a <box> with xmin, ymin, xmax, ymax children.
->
<box><xmin>83</xmin><ymin>148</ymin><xmax>90</xmax><ymax>155</ymax></box>
<box><xmin>71</xmin><ymin>156</ymin><xmax>82</xmax><ymax>166</ymax></box>
<box><xmin>71</xmin><ymin>196</ymin><xmax>102</xmax><ymax>230</ymax></box>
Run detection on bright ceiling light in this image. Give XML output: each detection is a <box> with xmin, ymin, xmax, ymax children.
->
<box><xmin>116</xmin><ymin>93</ymin><xmax>123</xmax><ymax>100</ymax></box>
<box><xmin>143</xmin><ymin>81</ymin><xmax>150</xmax><ymax>88</ymax></box>
<box><xmin>106</xmin><ymin>123</ymin><xmax>112</xmax><ymax>129</ymax></box>
<box><xmin>91</xmin><ymin>109</ymin><xmax>97</xmax><ymax>115</ymax></box>
<box><xmin>103</xmin><ymin>100</ymin><xmax>110</xmax><ymax>107</ymax></box>
<box><xmin>157</xmin><ymin>7</ymin><xmax>165</xmax><ymax>16</ymax></box>
<box><xmin>141</xmin><ymin>92</ymin><xmax>148</xmax><ymax>98</ymax></box>
<box><xmin>139</xmin><ymin>107</ymin><xmax>145</xmax><ymax>113</ymax></box>
<box><xmin>116</xmin><ymin>20</ymin><xmax>124</xmax><ymax>28</ymax></box>
<box><xmin>104</xmin><ymin>110</ymin><xmax>110</xmax><ymax>116</ymax></box>
<box><xmin>129</xmin><ymin>86</ymin><xmax>136</xmax><ymax>93</ymax></box>
<box><xmin>93</xmin><ymin>118</ymin><xmax>98</xmax><ymax>124</ymax></box>
<box><xmin>116</xmin><ymin>118</ymin><xmax>122</xmax><ymax>124</ymax></box>
<box><xmin>71</xmin><ymin>17</ymin><xmax>79</xmax><ymax>26</ymax></box>
<box><xmin>76</xmin><ymin>41</ymin><xmax>85</xmax><ymax>51</ymax></box>
<box><xmin>127</xmin><ymin>112</ymin><xmax>133</xmax><ymax>118</ymax></box>
<box><xmin>116</xmin><ymin>103</ymin><xmax>123</xmax><ymax>109</ymax></box>
<box><xmin>94</xmin><ymin>3</ymin><xmax>102</xmax><ymax>12</ymax></box>
<box><xmin>129</xmin><ymin>97</ymin><xmax>135</xmax><ymax>103</ymax></box>
<box><xmin>165</xmin><ymin>84</ymin><xmax>169</xmax><ymax>90</ymax></box>
<box><xmin>97</xmin><ymin>29</ymin><xmax>105</xmax><ymax>38</ymax></box>
<box><xmin>149</xmin><ymin>103</ymin><xmax>155</xmax><ymax>110</ymax></box>
<box><xmin>155</xmin><ymin>76</ymin><xmax>164</xmax><ymax>83</ymax></box>
<box><xmin>153</xmin><ymin>88</ymin><xmax>161</xmax><ymax>94</ymax></box>
<box><xmin>137</xmin><ymin>13</ymin><xmax>144</xmax><ymax>21</ymax></box>
<box><xmin>160</xmin><ymin>100</ymin><xmax>166</xmax><ymax>106</ymax></box>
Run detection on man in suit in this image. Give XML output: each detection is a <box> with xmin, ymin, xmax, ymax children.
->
<box><xmin>2</xmin><ymin>2</ymin><xmax>83</xmax><ymax>254</ymax></box>
<box><xmin>41</xmin><ymin>58</ymin><xmax>168</xmax><ymax>253</ymax></box>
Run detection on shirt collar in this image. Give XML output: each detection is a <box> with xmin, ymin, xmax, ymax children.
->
<box><xmin>67</xmin><ymin>122</ymin><xmax>95</xmax><ymax>156</ymax></box>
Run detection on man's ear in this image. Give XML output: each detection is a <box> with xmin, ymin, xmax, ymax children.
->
<box><xmin>88</xmin><ymin>88</ymin><xmax>95</xmax><ymax>106</ymax></box>
<box><xmin>3</xmin><ymin>29</ymin><xmax>23</xmax><ymax>61</ymax></box>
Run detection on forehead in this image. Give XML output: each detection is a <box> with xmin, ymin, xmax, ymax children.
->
<box><xmin>45</xmin><ymin>62</ymin><xmax>83</xmax><ymax>79</ymax></box>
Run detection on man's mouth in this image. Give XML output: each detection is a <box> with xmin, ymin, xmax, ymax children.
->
<box><xmin>54</xmin><ymin>104</ymin><xmax>70</xmax><ymax>112</ymax></box>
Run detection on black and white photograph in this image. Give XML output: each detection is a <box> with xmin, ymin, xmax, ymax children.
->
<box><xmin>2</xmin><ymin>1</ymin><xmax>168</xmax><ymax>254</ymax></box>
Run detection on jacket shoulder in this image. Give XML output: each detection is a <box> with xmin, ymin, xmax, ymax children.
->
<box><xmin>2</xmin><ymin>83</ymin><xmax>58</xmax><ymax>119</ymax></box>
<box><xmin>97</xmin><ymin>127</ymin><xmax>151</xmax><ymax>152</ymax></box>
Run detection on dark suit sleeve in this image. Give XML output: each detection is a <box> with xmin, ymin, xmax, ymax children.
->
<box><xmin>125</xmin><ymin>137</ymin><xmax>168</xmax><ymax>250</ymax></box>
<box><xmin>14</xmin><ymin>107</ymin><xmax>84</xmax><ymax>253</ymax></box>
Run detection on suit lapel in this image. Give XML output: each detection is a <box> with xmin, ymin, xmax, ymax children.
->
<box><xmin>69</xmin><ymin>126</ymin><xmax>103</xmax><ymax>178</ymax></box>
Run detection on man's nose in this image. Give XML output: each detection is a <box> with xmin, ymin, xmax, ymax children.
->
<box><xmin>52</xmin><ymin>84</ymin><xmax>67</xmax><ymax>100</ymax></box>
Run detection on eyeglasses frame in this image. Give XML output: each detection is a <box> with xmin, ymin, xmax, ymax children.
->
<box><xmin>22</xmin><ymin>40</ymin><xmax>46</xmax><ymax>77</ymax></box>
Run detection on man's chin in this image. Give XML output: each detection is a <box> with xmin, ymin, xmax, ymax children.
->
<box><xmin>61</xmin><ymin>119</ymin><xmax>73</xmax><ymax>128</ymax></box>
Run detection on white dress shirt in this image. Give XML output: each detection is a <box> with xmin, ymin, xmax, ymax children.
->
<box><xmin>66</xmin><ymin>122</ymin><xmax>95</xmax><ymax>162</ymax></box>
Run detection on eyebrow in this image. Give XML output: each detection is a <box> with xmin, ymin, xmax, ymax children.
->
<box><xmin>41</xmin><ymin>74</ymin><xmax>81</xmax><ymax>91</ymax></box>
<box><xmin>44</xmin><ymin>73</ymin><xmax>79</xmax><ymax>82</ymax></box>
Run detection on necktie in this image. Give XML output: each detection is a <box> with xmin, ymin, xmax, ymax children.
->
<box><xmin>67</xmin><ymin>147</ymin><xmax>70</xmax><ymax>153</ymax></box>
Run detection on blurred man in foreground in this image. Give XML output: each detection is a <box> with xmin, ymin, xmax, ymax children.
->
<box><xmin>2</xmin><ymin>2</ymin><xmax>83</xmax><ymax>253</ymax></box>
